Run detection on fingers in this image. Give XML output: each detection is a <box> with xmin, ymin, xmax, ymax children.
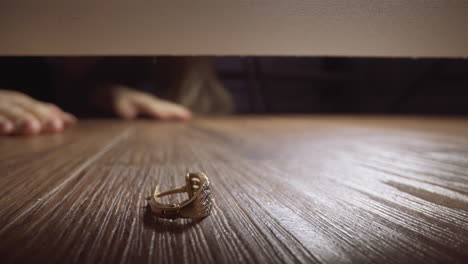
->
<box><xmin>114</xmin><ymin>97</ymin><xmax>138</xmax><ymax>119</ymax></box>
<box><xmin>0</xmin><ymin>89</ymin><xmax>77</xmax><ymax>136</ymax></box>
<box><xmin>133</xmin><ymin>95</ymin><xmax>192</xmax><ymax>121</ymax></box>
<box><xmin>45</xmin><ymin>103</ymin><xmax>77</xmax><ymax>127</ymax></box>
<box><xmin>0</xmin><ymin>104</ymin><xmax>42</xmax><ymax>135</ymax></box>
<box><xmin>111</xmin><ymin>87</ymin><xmax>192</xmax><ymax>121</ymax></box>
<box><xmin>0</xmin><ymin>116</ymin><xmax>14</xmax><ymax>135</ymax></box>
<box><xmin>61</xmin><ymin>112</ymin><xmax>77</xmax><ymax>126</ymax></box>
<box><xmin>17</xmin><ymin>101</ymin><xmax>64</xmax><ymax>133</ymax></box>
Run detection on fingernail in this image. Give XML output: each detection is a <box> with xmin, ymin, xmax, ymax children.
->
<box><xmin>0</xmin><ymin>121</ymin><xmax>13</xmax><ymax>134</ymax></box>
<box><xmin>16</xmin><ymin>120</ymin><xmax>41</xmax><ymax>135</ymax></box>
<box><xmin>45</xmin><ymin>119</ymin><xmax>63</xmax><ymax>132</ymax></box>
<box><xmin>184</xmin><ymin>112</ymin><xmax>192</xmax><ymax>119</ymax></box>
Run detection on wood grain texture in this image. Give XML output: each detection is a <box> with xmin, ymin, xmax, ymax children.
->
<box><xmin>0</xmin><ymin>116</ymin><xmax>467</xmax><ymax>264</ymax></box>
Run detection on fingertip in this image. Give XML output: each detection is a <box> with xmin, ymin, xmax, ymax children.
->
<box><xmin>44</xmin><ymin>119</ymin><xmax>64</xmax><ymax>133</ymax></box>
<box><xmin>156</xmin><ymin>113</ymin><xmax>170</xmax><ymax>120</ymax></box>
<box><xmin>118</xmin><ymin>109</ymin><xmax>137</xmax><ymax>120</ymax></box>
<box><xmin>62</xmin><ymin>112</ymin><xmax>77</xmax><ymax>126</ymax></box>
<box><xmin>173</xmin><ymin>109</ymin><xmax>192</xmax><ymax>121</ymax></box>
<box><xmin>182</xmin><ymin>115</ymin><xmax>192</xmax><ymax>121</ymax></box>
<box><xmin>181</xmin><ymin>111</ymin><xmax>193</xmax><ymax>120</ymax></box>
<box><xmin>172</xmin><ymin>114</ymin><xmax>191</xmax><ymax>121</ymax></box>
<box><xmin>16</xmin><ymin>119</ymin><xmax>41</xmax><ymax>135</ymax></box>
<box><xmin>158</xmin><ymin>111</ymin><xmax>193</xmax><ymax>121</ymax></box>
<box><xmin>0</xmin><ymin>120</ymin><xmax>14</xmax><ymax>135</ymax></box>
<box><xmin>114</xmin><ymin>99</ymin><xmax>138</xmax><ymax>120</ymax></box>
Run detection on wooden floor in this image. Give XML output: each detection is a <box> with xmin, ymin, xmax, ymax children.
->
<box><xmin>0</xmin><ymin>116</ymin><xmax>467</xmax><ymax>264</ymax></box>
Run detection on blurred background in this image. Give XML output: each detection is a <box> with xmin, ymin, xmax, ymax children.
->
<box><xmin>1</xmin><ymin>56</ymin><xmax>468</xmax><ymax>117</ymax></box>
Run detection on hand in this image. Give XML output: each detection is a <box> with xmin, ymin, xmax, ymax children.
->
<box><xmin>98</xmin><ymin>85</ymin><xmax>192</xmax><ymax>121</ymax></box>
<box><xmin>0</xmin><ymin>89</ymin><xmax>76</xmax><ymax>135</ymax></box>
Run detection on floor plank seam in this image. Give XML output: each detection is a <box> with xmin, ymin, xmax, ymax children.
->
<box><xmin>0</xmin><ymin>128</ymin><xmax>133</xmax><ymax>235</ymax></box>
